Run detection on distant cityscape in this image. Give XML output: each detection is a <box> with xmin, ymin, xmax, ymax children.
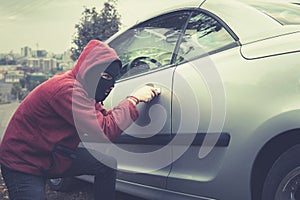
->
<box><xmin>0</xmin><ymin>46</ymin><xmax>75</xmax><ymax>104</ymax></box>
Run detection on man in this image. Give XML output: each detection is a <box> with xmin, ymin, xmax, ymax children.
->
<box><xmin>0</xmin><ymin>40</ymin><xmax>159</xmax><ymax>200</ymax></box>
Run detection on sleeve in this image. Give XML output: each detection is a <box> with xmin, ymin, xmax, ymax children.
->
<box><xmin>49</xmin><ymin>85</ymin><xmax>139</xmax><ymax>141</ymax></box>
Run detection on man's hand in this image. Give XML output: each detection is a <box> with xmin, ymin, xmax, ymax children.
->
<box><xmin>131</xmin><ymin>85</ymin><xmax>160</xmax><ymax>103</ymax></box>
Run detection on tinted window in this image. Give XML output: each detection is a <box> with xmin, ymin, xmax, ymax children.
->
<box><xmin>175</xmin><ymin>11</ymin><xmax>236</xmax><ymax>63</ymax></box>
<box><xmin>109</xmin><ymin>11</ymin><xmax>190</xmax><ymax>79</ymax></box>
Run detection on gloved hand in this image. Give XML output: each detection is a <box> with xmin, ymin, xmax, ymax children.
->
<box><xmin>131</xmin><ymin>85</ymin><xmax>160</xmax><ymax>103</ymax></box>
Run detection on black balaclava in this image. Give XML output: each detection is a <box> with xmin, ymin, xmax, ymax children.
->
<box><xmin>85</xmin><ymin>61</ymin><xmax>121</xmax><ymax>104</ymax></box>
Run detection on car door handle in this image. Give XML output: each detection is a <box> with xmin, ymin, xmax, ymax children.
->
<box><xmin>146</xmin><ymin>83</ymin><xmax>161</xmax><ymax>95</ymax></box>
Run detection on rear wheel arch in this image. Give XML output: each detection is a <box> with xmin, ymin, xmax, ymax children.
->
<box><xmin>251</xmin><ymin>129</ymin><xmax>300</xmax><ymax>200</ymax></box>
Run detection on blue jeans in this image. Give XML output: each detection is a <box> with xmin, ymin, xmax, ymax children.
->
<box><xmin>1</xmin><ymin>166</ymin><xmax>46</xmax><ymax>200</ymax></box>
<box><xmin>1</xmin><ymin>147</ymin><xmax>117</xmax><ymax>200</ymax></box>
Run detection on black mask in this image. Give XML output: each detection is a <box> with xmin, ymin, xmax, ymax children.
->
<box><xmin>95</xmin><ymin>77</ymin><xmax>115</xmax><ymax>103</ymax></box>
<box><xmin>85</xmin><ymin>60</ymin><xmax>121</xmax><ymax>103</ymax></box>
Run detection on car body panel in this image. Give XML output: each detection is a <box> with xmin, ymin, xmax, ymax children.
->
<box><xmin>76</xmin><ymin>1</ymin><xmax>300</xmax><ymax>199</ymax></box>
<box><xmin>99</xmin><ymin>66</ymin><xmax>175</xmax><ymax>189</ymax></box>
<box><xmin>240</xmin><ymin>31</ymin><xmax>300</xmax><ymax>59</ymax></box>
<box><xmin>165</xmin><ymin>39</ymin><xmax>300</xmax><ymax>199</ymax></box>
<box><xmin>166</xmin><ymin>46</ymin><xmax>239</xmax><ymax>198</ymax></box>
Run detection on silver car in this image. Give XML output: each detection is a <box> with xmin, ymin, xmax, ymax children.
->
<box><xmin>49</xmin><ymin>0</ymin><xmax>300</xmax><ymax>199</ymax></box>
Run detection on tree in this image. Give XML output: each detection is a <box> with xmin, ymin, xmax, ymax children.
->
<box><xmin>71</xmin><ymin>0</ymin><xmax>121</xmax><ymax>61</ymax></box>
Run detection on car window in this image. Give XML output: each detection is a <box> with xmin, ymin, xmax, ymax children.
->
<box><xmin>175</xmin><ymin>11</ymin><xmax>236</xmax><ymax>63</ymax></box>
<box><xmin>109</xmin><ymin>11</ymin><xmax>191</xmax><ymax>80</ymax></box>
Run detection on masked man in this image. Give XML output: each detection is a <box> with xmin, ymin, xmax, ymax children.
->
<box><xmin>0</xmin><ymin>40</ymin><xmax>159</xmax><ymax>200</ymax></box>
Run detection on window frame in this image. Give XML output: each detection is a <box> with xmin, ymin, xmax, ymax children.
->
<box><xmin>172</xmin><ymin>8</ymin><xmax>240</xmax><ymax>65</ymax></box>
<box><xmin>110</xmin><ymin>9</ymin><xmax>193</xmax><ymax>82</ymax></box>
<box><xmin>111</xmin><ymin>8</ymin><xmax>241</xmax><ymax>82</ymax></box>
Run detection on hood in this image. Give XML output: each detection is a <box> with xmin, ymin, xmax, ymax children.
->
<box><xmin>71</xmin><ymin>40</ymin><xmax>121</xmax><ymax>84</ymax></box>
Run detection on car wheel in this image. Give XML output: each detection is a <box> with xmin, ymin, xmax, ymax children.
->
<box><xmin>261</xmin><ymin>144</ymin><xmax>300</xmax><ymax>200</ymax></box>
<box><xmin>47</xmin><ymin>177</ymin><xmax>75</xmax><ymax>192</ymax></box>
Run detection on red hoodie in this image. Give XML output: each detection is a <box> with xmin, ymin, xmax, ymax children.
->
<box><xmin>0</xmin><ymin>40</ymin><xmax>138</xmax><ymax>176</ymax></box>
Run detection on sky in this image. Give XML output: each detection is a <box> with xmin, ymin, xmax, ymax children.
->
<box><xmin>0</xmin><ymin>0</ymin><xmax>189</xmax><ymax>54</ymax></box>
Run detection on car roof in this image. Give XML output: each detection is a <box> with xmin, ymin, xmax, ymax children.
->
<box><xmin>201</xmin><ymin>0</ymin><xmax>300</xmax><ymax>44</ymax></box>
<box><xmin>133</xmin><ymin>0</ymin><xmax>203</xmax><ymax>25</ymax></box>
<box><xmin>106</xmin><ymin>0</ymin><xmax>204</xmax><ymax>43</ymax></box>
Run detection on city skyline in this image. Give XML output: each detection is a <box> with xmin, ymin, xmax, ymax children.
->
<box><xmin>0</xmin><ymin>0</ymin><xmax>185</xmax><ymax>54</ymax></box>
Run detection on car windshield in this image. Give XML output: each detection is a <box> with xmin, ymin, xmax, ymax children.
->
<box><xmin>249</xmin><ymin>2</ymin><xmax>300</xmax><ymax>25</ymax></box>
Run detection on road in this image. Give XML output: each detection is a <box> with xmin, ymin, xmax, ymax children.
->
<box><xmin>0</xmin><ymin>102</ymin><xmax>145</xmax><ymax>200</ymax></box>
<box><xmin>0</xmin><ymin>102</ymin><xmax>19</xmax><ymax>140</ymax></box>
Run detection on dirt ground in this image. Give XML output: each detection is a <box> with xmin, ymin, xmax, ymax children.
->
<box><xmin>0</xmin><ymin>173</ymin><xmax>8</xmax><ymax>200</ymax></box>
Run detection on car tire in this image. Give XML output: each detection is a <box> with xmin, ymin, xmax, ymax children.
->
<box><xmin>261</xmin><ymin>144</ymin><xmax>300</xmax><ymax>200</ymax></box>
<box><xmin>47</xmin><ymin>177</ymin><xmax>76</xmax><ymax>192</ymax></box>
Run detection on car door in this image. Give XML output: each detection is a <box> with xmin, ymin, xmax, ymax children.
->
<box><xmin>167</xmin><ymin>9</ymin><xmax>239</xmax><ymax>196</ymax></box>
<box><xmin>88</xmin><ymin>10</ymin><xmax>192</xmax><ymax>189</ymax></box>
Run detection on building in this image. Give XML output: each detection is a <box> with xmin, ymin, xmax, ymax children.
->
<box><xmin>0</xmin><ymin>65</ymin><xmax>24</xmax><ymax>83</ymax></box>
<box><xmin>4</xmin><ymin>71</ymin><xmax>24</xmax><ymax>83</ymax></box>
<box><xmin>26</xmin><ymin>58</ymin><xmax>57</xmax><ymax>73</ymax></box>
<box><xmin>43</xmin><ymin>58</ymin><xmax>57</xmax><ymax>72</ymax></box>
<box><xmin>27</xmin><ymin>58</ymin><xmax>40</xmax><ymax>69</ymax></box>
<box><xmin>21</xmin><ymin>47</ymin><xmax>32</xmax><ymax>57</ymax></box>
<box><xmin>61</xmin><ymin>50</ymin><xmax>75</xmax><ymax>70</ymax></box>
<box><xmin>37</xmin><ymin>50</ymin><xmax>47</xmax><ymax>58</ymax></box>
